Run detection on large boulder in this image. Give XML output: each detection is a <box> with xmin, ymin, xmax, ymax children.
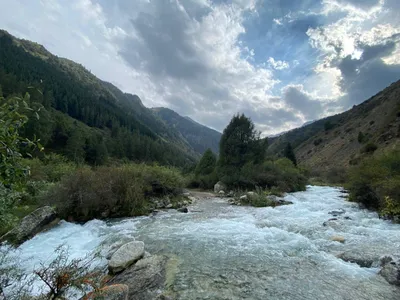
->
<box><xmin>0</xmin><ymin>206</ymin><xmax>57</xmax><ymax>246</ymax></box>
<box><xmin>108</xmin><ymin>241</ymin><xmax>145</xmax><ymax>274</ymax></box>
<box><xmin>379</xmin><ymin>257</ymin><xmax>400</xmax><ymax>286</ymax></box>
<box><xmin>214</xmin><ymin>181</ymin><xmax>226</xmax><ymax>194</ymax></box>
<box><xmin>109</xmin><ymin>255</ymin><xmax>170</xmax><ymax>300</ymax></box>
<box><xmin>84</xmin><ymin>284</ymin><xmax>129</xmax><ymax>300</ymax></box>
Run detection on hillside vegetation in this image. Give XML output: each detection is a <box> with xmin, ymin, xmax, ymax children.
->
<box><xmin>269</xmin><ymin>80</ymin><xmax>400</xmax><ymax>177</ymax></box>
<box><xmin>0</xmin><ymin>30</ymin><xmax>205</xmax><ymax>167</ymax></box>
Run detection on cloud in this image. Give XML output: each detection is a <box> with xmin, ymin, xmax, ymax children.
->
<box><xmin>0</xmin><ymin>0</ymin><xmax>399</xmax><ymax>136</ymax></box>
<box><xmin>268</xmin><ymin>57</ymin><xmax>289</xmax><ymax>70</ymax></box>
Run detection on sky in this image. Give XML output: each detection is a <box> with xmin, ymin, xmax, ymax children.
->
<box><xmin>0</xmin><ymin>0</ymin><xmax>399</xmax><ymax>135</ymax></box>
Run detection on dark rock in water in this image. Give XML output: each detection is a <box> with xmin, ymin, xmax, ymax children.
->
<box><xmin>337</xmin><ymin>251</ymin><xmax>380</xmax><ymax>268</ymax></box>
<box><xmin>328</xmin><ymin>209</ymin><xmax>346</xmax><ymax>216</ymax></box>
<box><xmin>177</xmin><ymin>207</ymin><xmax>188</xmax><ymax>213</ymax></box>
<box><xmin>0</xmin><ymin>206</ymin><xmax>57</xmax><ymax>246</ymax></box>
<box><xmin>344</xmin><ymin>216</ymin><xmax>352</xmax><ymax>220</ymax></box>
<box><xmin>109</xmin><ymin>255</ymin><xmax>169</xmax><ymax>300</ymax></box>
<box><xmin>379</xmin><ymin>256</ymin><xmax>400</xmax><ymax>286</ymax></box>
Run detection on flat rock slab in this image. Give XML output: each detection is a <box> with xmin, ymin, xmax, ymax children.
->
<box><xmin>0</xmin><ymin>206</ymin><xmax>57</xmax><ymax>246</ymax></box>
<box><xmin>108</xmin><ymin>241</ymin><xmax>145</xmax><ymax>274</ymax></box>
<box><xmin>337</xmin><ymin>250</ymin><xmax>381</xmax><ymax>268</ymax></box>
<box><xmin>109</xmin><ymin>255</ymin><xmax>169</xmax><ymax>300</ymax></box>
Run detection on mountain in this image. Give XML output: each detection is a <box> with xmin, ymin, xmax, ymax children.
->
<box><xmin>151</xmin><ymin>107</ymin><xmax>221</xmax><ymax>154</ymax></box>
<box><xmin>0</xmin><ymin>30</ymin><xmax>216</xmax><ymax>166</ymax></box>
<box><xmin>269</xmin><ymin>80</ymin><xmax>400</xmax><ymax>173</ymax></box>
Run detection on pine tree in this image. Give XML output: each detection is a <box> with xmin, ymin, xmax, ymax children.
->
<box><xmin>195</xmin><ymin>149</ymin><xmax>217</xmax><ymax>176</ymax></box>
<box><xmin>218</xmin><ymin>114</ymin><xmax>266</xmax><ymax>185</ymax></box>
<box><xmin>283</xmin><ymin>142</ymin><xmax>297</xmax><ymax>166</ymax></box>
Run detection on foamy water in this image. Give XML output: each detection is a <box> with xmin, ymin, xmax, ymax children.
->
<box><xmin>6</xmin><ymin>186</ymin><xmax>400</xmax><ymax>299</ymax></box>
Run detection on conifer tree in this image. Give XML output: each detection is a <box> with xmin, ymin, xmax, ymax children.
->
<box><xmin>283</xmin><ymin>142</ymin><xmax>297</xmax><ymax>166</ymax></box>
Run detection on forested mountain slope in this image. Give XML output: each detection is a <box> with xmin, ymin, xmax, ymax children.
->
<box><xmin>269</xmin><ymin>80</ymin><xmax>400</xmax><ymax>172</ymax></box>
<box><xmin>0</xmin><ymin>30</ymin><xmax>210</xmax><ymax>166</ymax></box>
<box><xmin>152</xmin><ymin>107</ymin><xmax>221</xmax><ymax>154</ymax></box>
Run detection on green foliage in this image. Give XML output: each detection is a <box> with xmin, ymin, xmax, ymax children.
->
<box><xmin>190</xmin><ymin>148</ymin><xmax>218</xmax><ymax>189</ymax></box>
<box><xmin>240</xmin><ymin>158</ymin><xmax>307</xmax><ymax>193</ymax></box>
<box><xmin>347</xmin><ymin>149</ymin><xmax>400</xmax><ymax>217</ymax></box>
<box><xmin>324</xmin><ymin>121</ymin><xmax>335</xmax><ymax>131</ymax></box>
<box><xmin>357</xmin><ymin>131</ymin><xmax>366</xmax><ymax>143</ymax></box>
<box><xmin>361</xmin><ymin>143</ymin><xmax>378</xmax><ymax>153</ymax></box>
<box><xmin>0</xmin><ymin>31</ymin><xmax>197</xmax><ymax>168</ymax></box>
<box><xmin>313</xmin><ymin>138</ymin><xmax>323</xmax><ymax>146</ymax></box>
<box><xmin>238</xmin><ymin>191</ymin><xmax>277</xmax><ymax>208</ymax></box>
<box><xmin>0</xmin><ymin>93</ymin><xmax>43</xmax><ymax>185</ymax></box>
<box><xmin>218</xmin><ymin>114</ymin><xmax>266</xmax><ymax>186</ymax></box>
<box><xmin>0</xmin><ymin>184</ymin><xmax>20</xmax><ymax>235</ymax></box>
<box><xmin>43</xmin><ymin>164</ymin><xmax>184</xmax><ymax>221</ymax></box>
<box><xmin>283</xmin><ymin>142</ymin><xmax>297</xmax><ymax>166</ymax></box>
<box><xmin>23</xmin><ymin>154</ymin><xmax>76</xmax><ymax>182</ymax></box>
<box><xmin>195</xmin><ymin>149</ymin><xmax>216</xmax><ymax>176</ymax></box>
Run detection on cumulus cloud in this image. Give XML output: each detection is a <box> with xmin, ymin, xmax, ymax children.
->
<box><xmin>0</xmin><ymin>0</ymin><xmax>399</xmax><ymax>136</ymax></box>
<box><xmin>268</xmin><ymin>57</ymin><xmax>289</xmax><ymax>70</ymax></box>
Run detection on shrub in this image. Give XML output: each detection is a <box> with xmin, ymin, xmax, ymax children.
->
<box><xmin>42</xmin><ymin>164</ymin><xmax>184</xmax><ymax>221</ymax></box>
<box><xmin>357</xmin><ymin>131</ymin><xmax>366</xmax><ymax>143</ymax></box>
<box><xmin>239</xmin><ymin>158</ymin><xmax>307</xmax><ymax>193</ymax></box>
<box><xmin>324</xmin><ymin>121</ymin><xmax>335</xmax><ymax>131</ymax></box>
<box><xmin>314</xmin><ymin>138</ymin><xmax>323</xmax><ymax>146</ymax></box>
<box><xmin>361</xmin><ymin>143</ymin><xmax>378</xmax><ymax>153</ymax></box>
<box><xmin>347</xmin><ymin>150</ymin><xmax>400</xmax><ymax>217</ymax></box>
<box><xmin>0</xmin><ymin>184</ymin><xmax>21</xmax><ymax>235</ymax></box>
<box><xmin>22</xmin><ymin>154</ymin><xmax>76</xmax><ymax>182</ymax></box>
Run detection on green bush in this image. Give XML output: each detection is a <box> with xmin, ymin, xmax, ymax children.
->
<box><xmin>357</xmin><ymin>131</ymin><xmax>366</xmax><ymax>143</ymax></box>
<box><xmin>239</xmin><ymin>158</ymin><xmax>307</xmax><ymax>193</ymax></box>
<box><xmin>42</xmin><ymin>164</ymin><xmax>184</xmax><ymax>221</ymax></box>
<box><xmin>22</xmin><ymin>154</ymin><xmax>76</xmax><ymax>182</ymax></box>
<box><xmin>314</xmin><ymin>138</ymin><xmax>323</xmax><ymax>146</ymax></box>
<box><xmin>0</xmin><ymin>184</ymin><xmax>21</xmax><ymax>235</ymax></box>
<box><xmin>347</xmin><ymin>150</ymin><xmax>400</xmax><ymax>218</ymax></box>
<box><xmin>361</xmin><ymin>143</ymin><xmax>378</xmax><ymax>153</ymax></box>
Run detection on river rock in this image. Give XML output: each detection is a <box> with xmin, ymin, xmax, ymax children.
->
<box><xmin>247</xmin><ymin>191</ymin><xmax>256</xmax><ymax>197</ymax></box>
<box><xmin>328</xmin><ymin>209</ymin><xmax>346</xmax><ymax>216</ymax></box>
<box><xmin>218</xmin><ymin>190</ymin><xmax>225</xmax><ymax>196</ymax></box>
<box><xmin>330</xmin><ymin>236</ymin><xmax>345</xmax><ymax>243</ymax></box>
<box><xmin>0</xmin><ymin>206</ymin><xmax>57</xmax><ymax>246</ymax></box>
<box><xmin>84</xmin><ymin>284</ymin><xmax>129</xmax><ymax>300</ymax></box>
<box><xmin>214</xmin><ymin>181</ymin><xmax>226</xmax><ymax>193</ymax></box>
<box><xmin>337</xmin><ymin>250</ymin><xmax>380</xmax><ymax>267</ymax></box>
<box><xmin>379</xmin><ymin>257</ymin><xmax>400</xmax><ymax>286</ymax></box>
<box><xmin>177</xmin><ymin>207</ymin><xmax>188</xmax><ymax>213</ymax></box>
<box><xmin>240</xmin><ymin>195</ymin><xmax>248</xmax><ymax>201</ymax></box>
<box><xmin>109</xmin><ymin>255</ymin><xmax>169</xmax><ymax>300</ymax></box>
<box><xmin>108</xmin><ymin>241</ymin><xmax>145</xmax><ymax>274</ymax></box>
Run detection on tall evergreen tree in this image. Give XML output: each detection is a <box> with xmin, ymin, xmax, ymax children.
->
<box><xmin>283</xmin><ymin>142</ymin><xmax>297</xmax><ymax>166</ymax></box>
<box><xmin>195</xmin><ymin>149</ymin><xmax>217</xmax><ymax>176</ymax></box>
<box><xmin>218</xmin><ymin>114</ymin><xmax>266</xmax><ymax>185</ymax></box>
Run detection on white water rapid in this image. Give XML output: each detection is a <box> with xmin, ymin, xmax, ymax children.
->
<box><xmin>8</xmin><ymin>186</ymin><xmax>400</xmax><ymax>299</ymax></box>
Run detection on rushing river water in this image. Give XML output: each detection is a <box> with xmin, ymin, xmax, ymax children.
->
<box><xmin>11</xmin><ymin>186</ymin><xmax>400</xmax><ymax>299</ymax></box>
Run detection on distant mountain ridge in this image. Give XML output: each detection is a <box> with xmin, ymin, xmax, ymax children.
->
<box><xmin>151</xmin><ymin>107</ymin><xmax>221</xmax><ymax>154</ymax></box>
<box><xmin>0</xmin><ymin>30</ymin><xmax>219</xmax><ymax>165</ymax></box>
<box><xmin>269</xmin><ymin>80</ymin><xmax>400</xmax><ymax>172</ymax></box>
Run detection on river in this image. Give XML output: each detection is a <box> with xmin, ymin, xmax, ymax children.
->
<box><xmin>11</xmin><ymin>186</ymin><xmax>400</xmax><ymax>299</ymax></box>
